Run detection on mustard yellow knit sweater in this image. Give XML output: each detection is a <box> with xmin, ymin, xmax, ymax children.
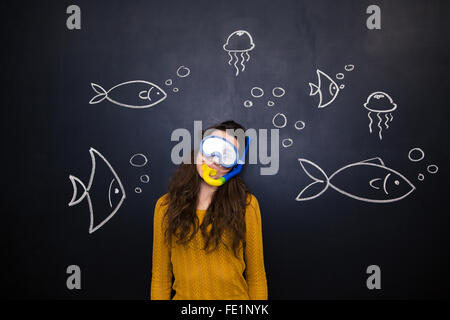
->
<box><xmin>151</xmin><ymin>193</ymin><xmax>268</xmax><ymax>300</ymax></box>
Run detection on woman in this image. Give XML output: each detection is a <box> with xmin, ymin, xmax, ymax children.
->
<box><xmin>151</xmin><ymin>120</ymin><xmax>268</xmax><ymax>300</ymax></box>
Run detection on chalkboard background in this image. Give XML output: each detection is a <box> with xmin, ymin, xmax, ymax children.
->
<box><xmin>3</xmin><ymin>0</ymin><xmax>450</xmax><ymax>299</ymax></box>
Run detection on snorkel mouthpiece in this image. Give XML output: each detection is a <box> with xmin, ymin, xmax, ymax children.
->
<box><xmin>201</xmin><ymin>164</ymin><xmax>226</xmax><ymax>186</ymax></box>
<box><xmin>200</xmin><ymin>136</ymin><xmax>251</xmax><ymax>187</ymax></box>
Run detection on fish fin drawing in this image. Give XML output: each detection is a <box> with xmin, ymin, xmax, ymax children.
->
<box><xmin>68</xmin><ymin>175</ymin><xmax>88</xmax><ymax>207</ymax></box>
<box><xmin>309</xmin><ymin>83</ymin><xmax>319</xmax><ymax>96</ymax></box>
<box><xmin>296</xmin><ymin>159</ymin><xmax>330</xmax><ymax>201</ymax></box>
<box><xmin>89</xmin><ymin>83</ymin><xmax>108</xmax><ymax>104</ymax></box>
<box><xmin>360</xmin><ymin>157</ymin><xmax>385</xmax><ymax>166</ymax></box>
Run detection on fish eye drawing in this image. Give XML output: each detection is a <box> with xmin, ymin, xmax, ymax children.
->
<box><xmin>363</xmin><ymin>91</ymin><xmax>397</xmax><ymax>140</ymax></box>
<box><xmin>296</xmin><ymin>157</ymin><xmax>415</xmax><ymax>203</ymax></box>
<box><xmin>89</xmin><ymin>80</ymin><xmax>167</xmax><ymax>109</ymax></box>
<box><xmin>309</xmin><ymin>69</ymin><xmax>340</xmax><ymax>109</ymax></box>
<box><xmin>223</xmin><ymin>30</ymin><xmax>255</xmax><ymax>76</ymax></box>
<box><xmin>68</xmin><ymin>147</ymin><xmax>126</xmax><ymax>234</ymax></box>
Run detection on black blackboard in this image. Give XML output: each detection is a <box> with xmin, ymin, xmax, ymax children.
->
<box><xmin>3</xmin><ymin>0</ymin><xmax>450</xmax><ymax>299</ymax></box>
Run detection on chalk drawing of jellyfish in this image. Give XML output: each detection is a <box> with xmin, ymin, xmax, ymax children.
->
<box><xmin>223</xmin><ymin>30</ymin><xmax>255</xmax><ymax>76</ymax></box>
<box><xmin>363</xmin><ymin>92</ymin><xmax>397</xmax><ymax>140</ymax></box>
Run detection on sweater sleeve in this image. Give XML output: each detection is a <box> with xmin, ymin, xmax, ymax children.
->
<box><xmin>244</xmin><ymin>195</ymin><xmax>268</xmax><ymax>300</ymax></box>
<box><xmin>150</xmin><ymin>196</ymin><xmax>173</xmax><ymax>300</ymax></box>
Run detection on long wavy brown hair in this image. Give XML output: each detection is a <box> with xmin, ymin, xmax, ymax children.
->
<box><xmin>161</xmin><ymin>120</ymin><xmax>251</xmax><ymax>258</ymax></box>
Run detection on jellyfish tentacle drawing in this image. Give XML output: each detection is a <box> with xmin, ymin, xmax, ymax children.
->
<box><xmin>240</xmin><ymin>52</ymin><xmax>246</xmax><ymax>72</ymax></box>
<box><xmin>223</xmin><ymin>30</ymin><xmax>255</xmax><ymax>76</ymax></box>
<box><xmin>384</xmin><ymin>114</ymin><xmax>390</xmax><ymax>129</ymax></box>
<box><xmin>367</xmin><ymin>111</ymin><xmax>373</xmax><ymax>133</ymax></box>
<box><xmin>376</xmin><ymin>113</ymin><xmax>383</xmax><ymax>140</ymax></box>
<box><xmin>227</xmin><ymin>52</ymin><xmax>233</xmax><ymax>66</ymax></box>
<box><xmin>363</xmin><ymin>92</ymin><xmax>397</xmax><ymax>140</ymax></box>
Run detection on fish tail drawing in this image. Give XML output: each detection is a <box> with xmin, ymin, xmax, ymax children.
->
<box><xmin>68</xmin><ymin>175</ymin><xmax>88</xmax><ymax>207</ymax></box>
<box><xmin>89</xmin><ymin>83</ymin><xmax>108</xmax><ymax>104</ymax></box>
<box><xmin>296</xmin><ymin>159</ymin><xmax>330</xmax><ymax>201</ymax></box>
<box><xmin>309</xmin><ymin>82</ymin><xmax>319</xmax><ymax>96</ymax></box>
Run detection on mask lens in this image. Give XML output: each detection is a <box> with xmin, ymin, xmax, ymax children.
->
<box><xmin>201</xmin><ymin>136</ymin><xmax>238</xmax><ymax>167</ymax></box>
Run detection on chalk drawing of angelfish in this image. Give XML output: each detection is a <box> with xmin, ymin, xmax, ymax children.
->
<box><xmin>309</xmin><ymin>69</ymin><xmax>340</xmax><ymax>108</ymax></box>
<box><xmin>89</xmin><ymin>80</ymin><xmax>167</xmax><ymax>109</ymax></box>
<box><xmin>296</xmin><ymin>157</ymin><xmax>415</xmax><ymax>203</ymax></box>
<box><xmin>68</xmin><ymin>148</ymin><xmax>126</xmax><ymax>233</ymax></box>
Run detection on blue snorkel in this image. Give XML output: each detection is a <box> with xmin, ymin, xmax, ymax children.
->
<box><xmin>201</xmin><ymin>136</ymin><xmax>251</xmax><ymax>186</ymax></box>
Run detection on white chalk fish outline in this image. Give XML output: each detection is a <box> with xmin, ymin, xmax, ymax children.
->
<box><xmin>309</xmin><ymin>69</ymin><xmax>340</xmax><ymax>109</ymax></box>
<box><xmin>89</xmin><ymin>80</ymin><xmax>167</xmax><ymax>109</ymax></box>
<box><xmin>68</xmin><ymin>147</ymin><xmax>126</xmax><ymax>233</ymax></box>
<box><xmin>296</xmin><ymin>157</ymin><xmax>416</xmax><ymax>203</ymax></box>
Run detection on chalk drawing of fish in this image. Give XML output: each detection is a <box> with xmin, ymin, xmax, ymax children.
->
<box><xmin>89</xmin><ymin>80</ymin><xmax>167</xmax><ymax>109</ymax></box>
<box><xmin>68</xmin><ymin>147</ymin><xmax>126</xmax><ymax>233</ymax></box>
<box><xmin>309</xmin><ymin>69</ymin><xmax>340</xmax><ymax>108</ymax></box>
<box><xmin>296</xmin><ymin>157</ymin><xmax>415</xmax><ymax>203</ymax></box>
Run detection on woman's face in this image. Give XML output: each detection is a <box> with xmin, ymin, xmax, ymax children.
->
<box><xmin>196</xmin><ymin>129</ymin><xmax>239</xmax><ymax>182</ymax></box>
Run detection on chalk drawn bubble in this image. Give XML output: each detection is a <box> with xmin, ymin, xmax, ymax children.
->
<box><xmin>176</xmin><ymin>66</ymin><xmax>191</xmax><ymax>78</ymax></box>
<box><xmin>339</xmin><ymin>84</ymin><xmax>345</xmax><ymax>89</ymax></box>
<box><xmin>408</xmin><ymin>148</ymin><xmax>425</xmax><ymax>162</ymax></box>
<box><xmin>173</xmin><ymin>87</ymin><xmax>179</xmax><ymax>93</ymax></box>
<box><xmin>272</xmin><ymin>87</ymin><xmax>286</xmax><ymax>98</ymax></box>
<box><xmin>344</xmin><ymin>64</ymin><xmax>355</xmax><ymax>72</ymax></box>
<box><xmin>427</xmin><ymin>165</ymin><xmax>438</xmax><ymax>174</ymax></box>
<box><xmin>336</xmin><ymin>73</ymin><xmax>344</xmax><ymax>80</ymax></box>
<box><xmin>244</xmin><ymin>100</ymin><xmax>253</xmax><ymax>108</ymax></box>
<box><xmin>140</xmin><ymin>174</ymin><xmax>150</xmax><ymax>183</ymax></box>
<box><xmin>251</xmin><ymin>87</ymin><xmax>264</xmax><ymax>98</ymax></box>
<box><xmin>282</xmin><ymin>138</ymin><xmax>293</xmax><ymax>148</ymax></box>
<box><xmin>130</xmin><ymin>154</ymin><xmax>148</xmax><ymax>167</ymax></box>
<box><xmin>135</xmin><ymin>187</ymin><xmax>142</xmax><ymax>194</ymax></box>
<box><xmin>267</xmin><ymin>100</ymin><xmax>275</xmax><ymax>107</ymax></box>
<box><xmin>165</xmin><ymin>79</ymin><xmax>172</xmax><ymax>86</ymax></box>
<box><xmin>272</xmin><ymin>112</ymin><xmax>287</xmax><ymax>128</ymax></box>
<box><xmin>418</xmin><ymin>173</ymin><xmax>425</xmax><ymax>181</ymax></box>
<box><xmin>294</xmin><ymin>120</ymin><xmax>305</xmax><ymax>130</ymax></box>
